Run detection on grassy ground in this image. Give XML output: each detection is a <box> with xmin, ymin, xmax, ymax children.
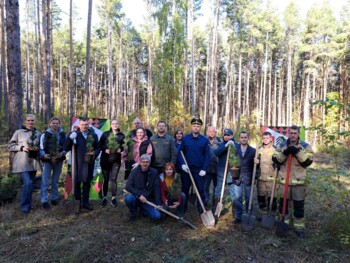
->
<box><xmin>0</xmin><ymin>150</ymin><xmax>349</xmax><ymax>263</ymax></box>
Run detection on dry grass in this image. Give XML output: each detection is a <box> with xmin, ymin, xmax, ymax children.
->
<box><xmin>0</xmin><ymin>151</ymin><xmax>349</xmax><ymax>263</ymax></box>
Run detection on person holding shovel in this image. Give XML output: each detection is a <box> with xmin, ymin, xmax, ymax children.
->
<box><xmin>124</xmin><ymin>154</ymin><xmax>162</xmax><ymax>221</ymax></box>
<box><xmin>64</xmin><ymin>118</ymin><xmax>100</xmax><ymax>211</ymax></box>
<box><xmin>213</xmin><ymin>128</ymin><xmax>236</xmax><ymax>210</ymax></box>
<box><xmin>232</xmin><ymin>131</ymin><xmax>256</xmax><ymax>224</ymax></box>
<box><xmin>98</xmin><ymin>119</ymin><xmax>125</xmax><ymax>208</ymax></box>
<box><xmin>178</xmin><ymin>117</ymin><xmax>211</xmax><ymax>213</ymax></box>
<box><xmin>8</xmin><ymin>114</ymin><xmax>41</xmax><ymax>214</ymax></box>
<box><xmin>39</xmin><ymin>117</ymin><xmax>67</xmax><ymax>210</ymax></box>
<box><xmin>254</xmin><ymin>131</ymin><xmax>278</xmax><ymax>219</ymax></box>
<box><xmin>273</xmin><ymin>125</ymin><xmax>313</xmax><ymax>238</ymax></box>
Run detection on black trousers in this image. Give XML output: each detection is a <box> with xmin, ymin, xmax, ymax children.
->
<box><xmin>74</xmin><ymin>181</ymin><xmax>91</xmax><ymax>206</ymax></box>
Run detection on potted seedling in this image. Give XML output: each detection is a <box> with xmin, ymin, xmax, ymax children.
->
<box><xmin>47</xmin><ymin>136</ymin><xmax>61</xmax><ymax>165</ymax></box>
<box><xmin>167</xmin><ymin>177</ymin><xmax>181</xmax><ymax>206</ymax></box>
<box><xmin>107</xmin><ymin>133</ymin><xmax>121</xmax><ymax>163</ymax></box>
<box><xmin>84</xmin><ymin>135</ymin><xmax>95</xmax><ymax>163</ymax></box>
<box><xmin>229</xmin><ymin>146</ymin><xmax>240</xmax><ymax>179</ymax></box>
<box><xmin>27</xmin><ymin>130</ymin><xmax>39</xmax><ymax>158</ymax></box>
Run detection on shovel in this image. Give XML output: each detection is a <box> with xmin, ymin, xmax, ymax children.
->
<box><xmin>261</xmin><ymin>168</ymin><xmax>278</xmax><ymax>229</ymax></box>
<box><xmin>242</xmin><ymin>144</ymin><xmax>259</xmax><ymax>232</ymax></box>
<box><xmin>180</xmin><ymin>151</ymin><xmax>215</xmax><ymax>228</ymax></box>
<box><xmin>145</xmin><ymin>201</ymin><xmax>197</xmax><ymax>230</ymax></box>
<box><xmin>65</xmin><ymin>143</ymin><xmax>80</xmax><ymax>214</ymax></box>
<box><xmin>214</xmin><ymin>144</ymin><xmax>230</xmax><ymax>218</ymax></box>
<box><xmin>276</xmin><ymin>154</ymin><xmax>293</xmax><ymax>237</ymax></box>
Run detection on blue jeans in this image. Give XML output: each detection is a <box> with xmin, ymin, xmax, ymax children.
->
<box><xmin>41</xmin><ymin>161</ymin><xmax>64</xmax><ymax>203</ymax></box>
<box><xmin>226</xmin><ymin>176</ymin><xmax>236</xmax><ymax>202</ymax></box>
<box><xmin>233</xmin><ymin>182</ymin><xmax>252</xmax><ymax>220</ymax></box>
<box><xmin>204</xmin><ymin>172</ymin><xmax>217</xmax><ymax>204</ymax></box>
<box><xmin>20</xmin><ymin>171</ymin><xmax>37</xmax><ymax>212</ymax></box>
<box><xmin>124</xmin><ymin>194</ymin><xmax>161</xmax><ymax>220</ymax></box>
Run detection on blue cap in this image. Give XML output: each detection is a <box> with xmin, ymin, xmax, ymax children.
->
<box><xmin>223</xmin><ymin>128</ymin><xmax>233</xmax><ymax>135</ymax></box>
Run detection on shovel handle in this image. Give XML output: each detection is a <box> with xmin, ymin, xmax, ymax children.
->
<box><xmin>180</xmin><ymin>151</ymin><xmax>206</xmax><ymax>212</ymax></box>
<box><xmin>247</xmin><ymin>144</ymin><xmax>260</xmax><ymax>213</ymax></box>
<box><xmin>219</xmin><ymin>144</ymin><xmax>230</xmax><ymax>202</ymax></box>
<box><xmin>281</xmin><ymin>154</ymin><xmax>293</xmax><ymax>218</ymax></box>
<box><xmin>268</xmin><ymin>168</ymin><xmax>278</xmax><ymax>213</ymax></box>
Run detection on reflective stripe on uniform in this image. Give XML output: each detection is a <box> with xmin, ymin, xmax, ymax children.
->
<box><xmin>294</xmin><ymin>217</ymin><xmax>305</xmax><ymax>230</ymax></box>
<box><xmin>279</xmin><ymin>178</ymin><xmax>305</xmax><ymax>185</ymax></box>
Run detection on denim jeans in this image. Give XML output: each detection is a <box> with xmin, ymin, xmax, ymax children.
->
<box><xmin>41</xmin><ymin>161</ymin><xmax>64</xmax><ymax>203</ymax></box>
<box><xmin>20</xmin><ymin>171</ymin><xmax>37</xmax><ymax>212</ymax></box>
<box><xmin>204</xmin><ymin>172</ymin><xmax>217</xmax><ymax>204</ymax></box>
<box><xmin>233</xmin><ymin>182</ymin><xmax>252</xmax><ymax>220</ymax></box>
<box><xmin>124</xmin><ymin>194</ymin><xmax>161</xmax><ymax>220</ymax></box>
<box><xmin>226</xmin><ymin>176</ymin><xmax>236</xmax><ymax>202</ymax></box>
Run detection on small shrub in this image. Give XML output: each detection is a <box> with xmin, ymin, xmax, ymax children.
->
<box><xmin>0</xmin><ymin>174</ymin><xmax>20</xmax><ymax>203</ymax></box>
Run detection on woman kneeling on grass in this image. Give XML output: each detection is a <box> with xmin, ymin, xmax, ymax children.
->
<box><xmin>159</xmin><ymin>162</ymin><xmax>186</xmax><ymax>217</ymax></box>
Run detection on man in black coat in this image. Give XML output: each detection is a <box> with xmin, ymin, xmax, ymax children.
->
<box><xmin>64</xmin><ymin>118</ymin><xmax>100</xmax><ymax>211</ymax></box>
<box><xmin>232</xmin><ymin>131</ymin><xmax>256</xmax><ymax>224</ymax></box>
<box><xmin>125</xmin><ymin>154</ymin><xmax>162</xmax><ymax>221</ymax></box>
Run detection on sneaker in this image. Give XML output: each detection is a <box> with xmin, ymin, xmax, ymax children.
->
<box><xmin>42</xmin><ymin>202</ymin><xmax>51</xmax><ymax>210</ymax></box>
<box><xmin>51</xmin><ymin>200</ymin><xmax>59</xmax><ymax>206</ymax></box>
<box><xmin>101</xmin><ymin>198</ymin><xmax>108</xmax><ymax>208</ymax></box>
<box><xmin>111</xmin><ymin>198</ymin><xmax>118</xmax><ymax>207</ymax></box>
<box><xmin>294</xmin><ymin>230</ymin><xmax>305</xmax><ymax>238</ymax></box>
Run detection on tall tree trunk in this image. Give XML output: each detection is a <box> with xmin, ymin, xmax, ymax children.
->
<box><xmin>43</xmin><ymin>0</ymin><xmax>51</xmax><ymax>122</ymax></box>
<box><xmin>1</xmin><ymin>0</ymin><xmax>8</xmax><ymax>121</ymax></box>
<box><xmin>6</xmin><ymin>0</ymin><xmax>23</xmax><ymax>137</ymax></box>
<box><xmin>83</xmin><ymin>0</ymin><xmax>93</xmax><ymax>117</ymax></box>
<box><xmin>25</xmin><ymin>0</ymin><xmax>31</xmax><ymax>113</ymax></box>
<box><xmin>69</xmin><ymin>0</ymin><xmax>74</xmax><ymax>120</ymax></box>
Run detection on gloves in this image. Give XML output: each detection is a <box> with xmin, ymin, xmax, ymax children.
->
<box><xmin>282</xmin><ymin>147</ymin><xmax>290</xmax><ymax>156</ymax></box>
<box><xmin>288</xmin><ymin>145</ymin><xmax>301</xmax><ymax>156</ymax></box>
<box><xmin>181</xmin><ymin>164</ymin><xmax>190</xmax><ymax>173</ymax></box>
<box><xmin>225</xmin><ymin>140</ymin><xmax>235</xmax><ymax>148</ymax></box>
<box><xmin>131</xmin><ymin>163</ymin><xmax>139</xmax><ymax>170</ymax></box>
<box><xmin>69</xmin><ymin>131</ymin><xmax>77</xmax><ymax>140</ymax></box>
<box><xmin>199</xmin><ymin>170</ymin><xmax>206</xmax><ymax>177</ymax></box>
<box><xmin>273</xmin><ymin>162</ymin><xmax>280</xmax><ymax>170</ymax></box>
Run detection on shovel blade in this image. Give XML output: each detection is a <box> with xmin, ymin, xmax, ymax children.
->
<box><xmin>275</xmin><ymin>221</ymin><xmax>289</xmax><ymax>237</ymax></box>
<box><xmin>261</xmin><ymin>214</ymin><xmax>275</xmax><ymax>229</ymax></box>
<box><xmin>214</xmin><ymin>202</ymin><xmax>223</xmax><ymax>217</ymax></box>
<box><xmin>242</xmin><ymin>213</ymin><xmax>256</xmax><ymax>232</ymax></box>
<box><xmin>200</xmin><ymin>210</ymin><xmax>215</xmax><ymax>228</ymax></box>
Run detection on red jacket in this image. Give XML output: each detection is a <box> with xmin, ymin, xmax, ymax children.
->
<box><xmin>159</xmin><ymin>174</ymin><xmax>182</xmax><ymax>205</ymax></box>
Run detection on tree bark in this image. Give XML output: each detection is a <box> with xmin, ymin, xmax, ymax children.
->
<box><xmin>6</xmin><ymin>0</ymin><xmax>23</xmax><ymax>137</ymax></box>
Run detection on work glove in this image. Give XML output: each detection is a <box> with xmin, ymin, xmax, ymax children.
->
<box><xmin>225</xmin><ymin>140</ymin><xmax>235</xmax><ymax>148</ymax></box>
<box><xmin>131</xmin><ymin>163</ymin><xmax>139</xmax><ymax>170</ymax></box>
<box><xmin>282</xmin><ymin>147</ymin><xmax>291</xmax><ymax>156</ymax></box>
<box><xmin>288</xmin><ymin>145</ymin><xmax>301</xmax><ymax>156</ymax></box>
<box><xmin>181</xmin><ymin>164</ymin><xmax>190</xmax><ymax>173</ymax></box>
<box><xmin>69</xmin><ymin>131</ymin><xmax>77</xmax><ymax>140</ymax></box>
<box><xmin>272</xmin><ymin>162</ymin><xmax>280</xmax><ymax>170</ymax></box>
<box><xmin>199</xmin><ymin>170</ymin><xmax>206</xmax><ymax>177</ymax></box>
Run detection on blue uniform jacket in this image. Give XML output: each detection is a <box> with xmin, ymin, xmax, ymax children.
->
<box><xmin>214</xmin><ymin>138</ymin><xmax>237</xmax><ymax>169</ymax></box>
<box><xmin>178</xmin><ymin>133</ymin><xmax>211</xmax><ymax>172</ymax></box>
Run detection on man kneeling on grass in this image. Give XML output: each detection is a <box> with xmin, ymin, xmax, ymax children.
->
<box><xmin>125</xmin><ymin>154</ymin><xmax>162</xmax><ymax>222</ymax></box>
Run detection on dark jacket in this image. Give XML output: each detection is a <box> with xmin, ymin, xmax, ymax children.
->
<box><xmin>39</xmin><ymin>128</ymin><xmax>66</xmax><ymax>162</ymax></box>
<box><xmin>207</xmin><ymin>136</ymin><xmax>222</xmax><ymax>174</ymax></box>
<box><xmin>178</xmin><ymin>133</ymin><xmax>211</xmax><ymax>172</ymax></box>
<box><xmin>237</xmin><ymin>144</ymin><xmax>256</xmax><ymax>186</ymax></box>
<box><xmin>125</xmin><ymin>166</ymin><xmax>161</xmax><ymax>205</ymax></box>
<box><xmin>98</xmin><ymin>129</ymin><xmax>125</xmax><ymax>169</ymax></box>
<box><xmin>214</xmin><ymin>138</ymin><xmax>237</xmax><ymax>170</ymax></box>
<box><xmin>64</xmin><ymin>130</ymin><xmax>100</xmax><ymax>182</ymax></box>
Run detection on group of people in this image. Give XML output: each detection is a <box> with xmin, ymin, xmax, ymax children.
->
<box><xmin>8</xmin><ymin>114</ymin><xmax>313</xmax><ymax>238</ymax></box>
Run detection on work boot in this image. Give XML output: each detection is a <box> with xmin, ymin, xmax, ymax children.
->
<box><xmin>294</xmin><ymin>230</ymin><xmax>305</xmax><ymax>238</ymax></box>
<box><xmin>101</xmin><ymin>198</ymin><xmax>108</xmax><ymax>208</ymax></box>
<box><xmin>42</xmin><ymin>202</ymin><xmax>51</xmax><ymax>210</ymax></box>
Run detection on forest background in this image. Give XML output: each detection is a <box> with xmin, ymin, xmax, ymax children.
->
<box><xmin>0</xmin><ymin>0</ymin><xmax>349</xmax><ymax>147</ymax></box>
